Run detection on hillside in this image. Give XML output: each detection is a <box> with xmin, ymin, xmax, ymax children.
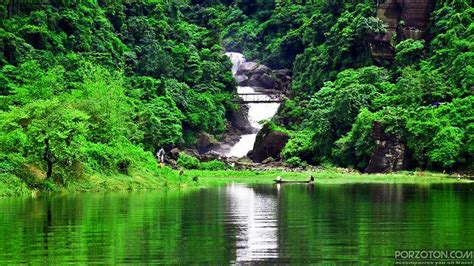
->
<box><xmin>0</xmin><ymin>0</ymin><xmax>472</xmax><ymax>189</ymax></box>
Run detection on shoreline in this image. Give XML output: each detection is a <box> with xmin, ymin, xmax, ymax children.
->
<box><xmin>1</xmin><ymin>169</ymin><xmax>472</xmax><ymax>198</ymax></box>
<box><xmin>187</xmin><ymin>170</ymin><xmax>473</xmax><ymax>186</ymax></box>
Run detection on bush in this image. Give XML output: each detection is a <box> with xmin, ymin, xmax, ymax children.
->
<box><xmin>285</xmin><ymin>157</ymin><xmax>307</xmax><ymax>168</ymax></box>
<box><xmin>177</xmin><ymin>153</ymin><xmax>201</xmax><ymax>169</ymax></box>
<box><xmin>201</xmin><ymin>160</ymin><xmax>228</xmax><ymax>170</ymax></box>
<box><xmin>395</xmin><ymin>39</ymin><xmax>425</xmax><ymax>67</ymax></box>
<box><xmin>281</xmin><ymin>130</ymin><xmax>314</xmax><ymax>161</ymax></box>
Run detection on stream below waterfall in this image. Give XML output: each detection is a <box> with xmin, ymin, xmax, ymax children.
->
<box><xmin>224</xmin><ymin>52</ymin><xmax>280</xmax><ymax>158</ymax></box>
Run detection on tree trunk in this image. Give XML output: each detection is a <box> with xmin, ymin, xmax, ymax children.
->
<box><xmin>43</xmin><ymin>138</ymin><xmax>54</xmax><ymax>179</ymax></box>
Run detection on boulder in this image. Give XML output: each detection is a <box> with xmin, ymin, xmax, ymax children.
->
<box><xmin>200</xmin><ymin>151</ymin><xmax>224</xmax><ymax>162</ymax></box>
<box><xmin>197</xmin><ymin>132</ymin><xmax>218</xmax><ymax>153</ymax></box>
<box><xmin>253</xmin><ymin>64</ymin><xmax>272</xmax><ymax>75</ymax></box>
<box><xmin>365</xmin><ymin>122</ymin><xmax>409</xmax><ymax>173</ymax></box>
<box><xmin>235</xmin><ymin>75</ymin><xmax>248</xmax><ymax>86</ymax></box>
<box><xmin>170</xmin><ymin>148</ymin><xmax>180</xmax><ymax>160</ymax></box>
<box><xmin>262</xmin><ymin>157</ymin><xmax>275</xmax><ymax>164</ymax></box>
<box><xmin>273</xmin><ymin>69</ymin><xmax>292</xmax><ymax>91</ymax></box>
<box><xmin>246</xmin><ymin>73</ymin><xmax>278</xmax><ymax>90</ymax></box>
<box><xmin>237</xmin><ymin>62</ymin><xmax>258</xmax><ymax>75</ymax></box>
<box><xmin>247</xmin><ymin>74</ymin><xmax>264</xmax><ymax>88</ymax></box>
<box><xmin>249</xmin><ymin>123</ymin><xmax>289</xmax><ymax>163</ymax></box>
<box><xmin>237</xmin><ymin>156</ymin><xmax>253</xmax><ymax>164</ymax></box>
<box><xmin>237</xmin><ymin>62</ymin><xmax>271</xmax><ymax>76</ymax></box>
<box><xmin>259</xmin><ymin>73</ymin><xmax>278</xmax><ymax>89</ymax></box>
<box><xmin>164</xmin><ymin>158</ymin><xmax>177</xmax><ymax>168</ymax></box>
<box><xmin>274</xmin><ymin>69</ymin><xmax>292</xmax><ymax>80</ymax></box>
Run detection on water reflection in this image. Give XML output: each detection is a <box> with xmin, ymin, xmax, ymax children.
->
<box><xmin>226</xmin><ymin>185</ymin><xmax>278</xmax><ymax>262</ymax></box>
<box><xmin>0</xmin><ymin>183</ymin><xmax>472</xmax><ymax>264</ymax></box>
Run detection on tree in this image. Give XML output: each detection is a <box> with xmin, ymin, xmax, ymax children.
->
<box><xmin>2</xmin><ymin>100</ymin><xmax>89</xmax><ymax>180</ymax></box>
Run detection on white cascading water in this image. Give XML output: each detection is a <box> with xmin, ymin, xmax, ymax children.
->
<box><xmin>224</xmin><ymin>52</ymin><xmax>280</xmax><ymax>158</ymax></box>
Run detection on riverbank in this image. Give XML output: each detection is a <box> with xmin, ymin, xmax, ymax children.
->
<box><xmin>186</xmin><ymin>169</ymin><xmax>473</xmax><ymax>187</ymax></box>
<box><xmin>0</xmin><ymin>167</ymin><xmax>188</xmax><ymax>197</ymax></box>
<box><xmin>2</xmin><ymin>168</ymin><xmax>471</xmax><ymax>197</ymax></box>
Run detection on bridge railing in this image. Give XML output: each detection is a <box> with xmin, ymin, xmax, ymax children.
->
<box><xmin>235</xmin><ymin>93</ymin><xmax>284</xmax><ymax>103</ymax></box>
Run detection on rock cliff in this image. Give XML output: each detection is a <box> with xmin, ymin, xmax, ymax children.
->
<box><xmin>369</xmin><ymin>0</ymin><xmax>436</xmax><ymax>63</ymax></box>
<box><xmin>365</xmin><ymin>122</ymin><xmax>409</xmax><ymax>173</ymax></box>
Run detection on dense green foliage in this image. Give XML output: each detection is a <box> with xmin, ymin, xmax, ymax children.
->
<box><xmin>177</xmin><ymin>153</ymin><xmax>228</xmax><ymax>170</ymax></box>
<box><xmin>204</xmin><ymin>0</ymin><xmax>473</xmax><ymax>171</ymax></box>
<box><xmin>0</xmin><ymin>0</ymin><xmax>472</xmax><ymax>190</ymax></box>
<box><xmin>0</xmin><ymin>0</ymin><xmax>237</xmax><ymax>185</ymax></box>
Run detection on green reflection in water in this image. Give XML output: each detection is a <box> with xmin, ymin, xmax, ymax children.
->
<box><xmin>0</xmin><ymin>184</ymin><xmax>472</xmax><ymax>264</ymax></box>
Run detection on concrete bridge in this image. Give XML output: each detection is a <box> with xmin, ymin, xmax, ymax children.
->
<box><xmin>234</xmin><ymin>93</ymin><xmax>285</xmax><ymax>104</ymax></box>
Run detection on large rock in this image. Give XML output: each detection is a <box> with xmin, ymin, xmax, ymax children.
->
<box><xmin>170</xmin><ymin>148</ymin><xmax>180</xmax><ymax>160</ymax></box>
<box><xmin>249</xmin><ymin>123</ymin><xmax>289</xmax><ymax>163</ymax></box>
<box><xmin>247</xmin><ymin>74</ymin><xmax>264</xmax><ymax>88</ymax></box>
<box><xmin>200</xmin><ymin>151</ymin><xmax>225</xmax><ymax>162</ymax></box>
<box><xmin>197</xmin><ymin>132</ymin><xmax>218</xmax><ymax>153</ymax></box>
<box><xmin>237</xmin><ymin>62</ymin><xmax>271</xmax><ymax>76</ymax></box>
<box><xmin>274</xmin><ymin>69</ymin><xmax>292</xmax><ymax>79</ymax></box>
<box><xmin>235</xmin><ymin>75</ymin><xmax>248</xmax><ymax>86</ymax></box>
<box><xmin>246</xmin><ymin>73</ymin><xmax>279</xmax><ymax>90</ymax></box>
<box><xmin>228</xmin><ymin>106</ymin><xmax>254</xmax><ymax>134</ymax></box>
<box><xmin>365</xmin><ymin>122</ymin><xmax>408</xmax><ymax>173</ymax></box>
<box><xmin>259</xmin><ymin>73</ymin><xmax>278</xmax><ymax>89</ymax></box>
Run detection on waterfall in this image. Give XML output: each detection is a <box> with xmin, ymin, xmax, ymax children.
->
<box><xmin>223</xmin><ymin>53</ymin><xmax>281</xmax><ymax>158</ymax></box>
<box><xmin>226</xmin><ymin>52</ymin><xmax>246</xmax><ymax>75</ymax></box>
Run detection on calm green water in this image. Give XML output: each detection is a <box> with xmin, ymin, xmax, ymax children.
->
<box><xmin>0</xmin><ymin>184</ymin><xmax>473</xmax><ymax>264</ymax></box>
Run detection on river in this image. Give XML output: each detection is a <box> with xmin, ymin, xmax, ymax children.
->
<box><xmin>223</xmin><ymin>52</ymin><xmax>280</xmax><ymax>158</ymax></box>
<box><xmin>1</xmin><ymin>183</ymin><xmax>473</xmax><ymax>264</ymax></box>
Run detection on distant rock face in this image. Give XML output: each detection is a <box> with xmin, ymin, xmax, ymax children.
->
<box><xmin>249</xmin><ymin>124</ymin><xmax>289</xmax><ymax>163</ymax></box>
<box><xmin>369</xmin><ymin>0</ymin><xmax>436</xmax><ymax>64</ymax></box>
<box><xmin>365</xmin><ymin>122</ymin><xmax>408</xmax><ymax>173</ymax></box>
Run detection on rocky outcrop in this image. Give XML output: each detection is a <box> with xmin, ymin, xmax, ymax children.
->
<box><xmin>365</xmin><ymin>122</ymin><xmax>408</xmax><ymax>173</ymax></box>
<box><xmin>248</xmin><ymin>123</ymin><xmax>289</xmax><ymax>163</ymax></box>
<box><xmin>196</xmin><ymin>132</ymin><xmax>218</xmax><ymax>153</ymax></box>
<box><xmin>200</xmin><ymin>151</ymin><xmax>227</xmax><ymax>162</ymax></box>
<box><xmin>369</xmin><ymin>0</ymin><xmax>436</xmax><ymax>63</ymax></box>
<box><xmin>234</xmin><ymin>61</ymin><xmax>292</xmax><ymax>92</ymax></box>
<box><xmin>237</xmin><ymin>62</ymin><xmax>272</xmax><ymax>76</ymax></box>
<box><xmin>228</xmin><ymin>105</ymin><xmax>254</xmax><ymax>134</ymax></box>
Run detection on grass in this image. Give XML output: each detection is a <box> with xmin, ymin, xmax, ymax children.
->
<box><xmin>0</xmin><ymin>174</ymin><xmax>32</xmax><ymax>197</ymax></box>
<box><xmin>0</xmin><ymin>167</ymin><xmax>190</xmax><ymax>197</ymax></box>
<box><xmin>184</xmin><ymin>169</ymin><xmax>472</xmax><ymax>187</ymax></box>
<box><xmin>1</xmin><ymin>169</ymin><xmax>471</xmax><ymax>197</ymax></box>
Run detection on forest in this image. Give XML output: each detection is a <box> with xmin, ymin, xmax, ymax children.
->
<box><xmin>0</xmin><ymin>0</ymin><xmax>473</xmax><ymax>190</ymax></box>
